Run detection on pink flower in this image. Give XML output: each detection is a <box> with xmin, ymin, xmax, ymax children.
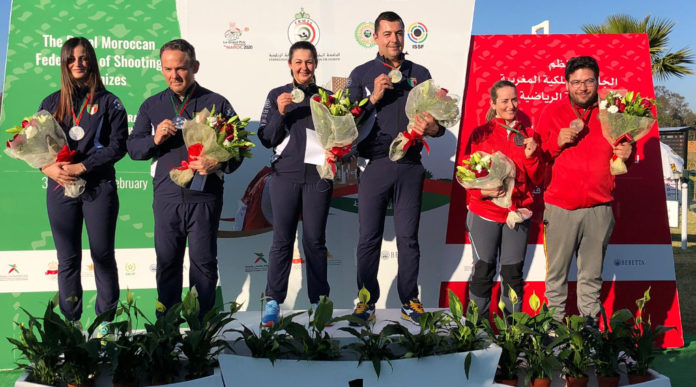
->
<box><xmin>613</xmin><ymin>97</ymin><xmax>622</xmax><ymax>106</ymax></box>
<box><xmin>21</xmin><ymin>120</ymin><xmax>29</xmax><ymax>128</ymax></box>
<box><xmin>640</xmin><ymin>99</ymin><xmax>652</xmax><ymax>109</ymax></box>
<box><xmin>350</xmin><ymin>106</ymin><xmax>363</xmax><ymax>117</ymax></box>
<box><xmin>618</xmin><ymin>103</ymin><xmax>626</xmax><ymax>113</ymax></box>
<box><xmin>313</xmin><ymin>96</ymin><xmax>321</xmax><ymax>102</ymax></box>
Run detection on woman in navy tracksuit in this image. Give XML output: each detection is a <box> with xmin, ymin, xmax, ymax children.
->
<box><xmin>39</xmin><ymin>37</ymin><xmax>127</xmax><ymax>323</ymax></box>
<box><xmin>258</xmin><ymin>41</ymin><xmax>333</xmax><ymax>326</ymax></box>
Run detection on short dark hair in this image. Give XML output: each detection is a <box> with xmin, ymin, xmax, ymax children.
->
<box><xmin>565</xmin><ymin>56</ymin><xmax>599</xmax><ymax>81</ymax></box>
<box><xmin>374</xmin><ymin>11</ymin><xmax>404</xmax><ymax>33</ymax></box>
<box><xmin>160</xmin><ymin>39</ymin><xmax>197</xmax><ymax>65</ymax></box>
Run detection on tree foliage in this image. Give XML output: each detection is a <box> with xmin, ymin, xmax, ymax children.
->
<box><xmin>581</xmin><ymin>14</ymin><xmax>694</xmax><ymax>81</ymax></box>
<box><xmin>654</xmin><ymin>86</ymin><xmax>696</xmax><ymax>128</ymax></box>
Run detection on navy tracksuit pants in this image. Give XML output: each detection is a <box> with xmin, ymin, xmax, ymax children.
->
<box><xmin>265</xmin><ymin>174</ymin><xmax>332</xmax><ymax>304</ymax></box>
<box><xmin>356</xmin><ymin>158</ymin><xmax>425</xmax><ymax>305</ymax></box>
<box><xmin>153</xmin><ymin>199</ymin><xmax>222</xmax><ymax>317</ymax></box>
<box><xmin>46</xmin><ymin>179</ymin><xmax>120</xmax><ymax>321</ymax></box>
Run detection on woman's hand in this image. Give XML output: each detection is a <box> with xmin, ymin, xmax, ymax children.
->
<box><xmin>41</xmin><ymin>162</ymin><xmax>75</xmax><ymax>186</ymax></box>
<box><xmin>480</xmin><ymin>186</ymin><xmax>506</xmax><ymax>198</ymax></box>
<box><xmin>277</xmin><ymin>93</ymin><xmax>293</xmax><ymax>115</ymax></box>
<box><xmin>524</xmin><ymin>137</ymin><xmax>538</xmax><ymax>158</ymax></box>
<box><xmin>62</xmin><ymin>163</ymin><xmax>86</xmax><ymax>176</ymax></box>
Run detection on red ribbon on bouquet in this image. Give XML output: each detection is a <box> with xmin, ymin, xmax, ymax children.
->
<box><xmin>56</xmin><ymin>145</ymin><xmax>77</xmax><ymax>162</ymax></box>
<box><xmin>401</xmin><ymin>130</ymin><xmax>430</xmax><ymax>154</ymax></box>
<box><xmin>611</xmin><ymin>133</ymin><xmax>633</xmax><ymax>161</ymax></box>
<box><xmin>174</xmin><ymin>143</ymin><xmax>204</xmax><ymax>170</ymax></box>
<box><xmin>328</xmin><ymin>145</ymin><xmax>352</xmax><ymax>176</ymax></box>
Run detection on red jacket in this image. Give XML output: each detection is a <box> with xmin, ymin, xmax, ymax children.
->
<box><xmin>465</xmin><ymin>118</ymin><xmax>545</xmax><ymax>223</ymax></box>
<box><xmin>537</xmin><ymin>98</ymin><xmax>619</xmax><ymax>210</ymax></box>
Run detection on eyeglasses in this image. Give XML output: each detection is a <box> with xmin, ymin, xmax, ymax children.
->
<box><xmin>569</xmin><ymin>78</ymin><xmax>597</xmax><ymax>88</ymax></box>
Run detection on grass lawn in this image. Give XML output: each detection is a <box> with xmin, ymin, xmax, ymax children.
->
<box><xmin>670</xmin><ymin>210</ymin><xmax>696</xmax><ymax>335</ymax></box>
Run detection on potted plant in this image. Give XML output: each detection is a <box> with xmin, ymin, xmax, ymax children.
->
<box><xmin>555</xmin><ymin>315</ymin><xmax>594</xmax><ymax>387</ymax></box>
<box><xmin>624</xmin><ymin>288</ymin><xmax>673</xmax><ymax>384</ymax></box>
<box><xmin>523</xmin><ymin>292</ymin><xmax>561</xmax><ymax>387</ymax></box>
<box><xmin>481</xmin><ymin>287</ymin><xmax>530</xmax><ymax>386</ymax></box>
<box><xmin>591</xmin><ymin>306</ymin><xmax>632</xmax><ymax>387</ymax></box>
<box><xmin>104</xmin><ymin>289</ymin><xmax>149</xmax><ymax>387</ymax></box>
<box><xmin>57</xmin><ymin>311</ymin><xmax>107</xmax><ymax>387</ymax></box>
<box><xmin>8</xmin><ymin>294</ymin><xmax>63</xmax><ymax>386</ymax></box>
<box><xmin>284</xmin><ymin>296</ymin><xmax>341</xmax><ymax>361</ymax></box>
<box><xmin>141</xmin><ymin>300</ymin><xmax>183</xmax><ymax>385</ymax></box>
<box><xmin>180</xmin><ymin>288</ymin><xmax>240</xmax><ymax>380</ymax></box>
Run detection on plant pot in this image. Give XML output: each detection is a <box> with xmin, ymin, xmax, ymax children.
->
<box><xmin>628</xmin><ymin>374</ymin><xmax>654</xmax><ymax>384</ymax></box>
<box><xmin>496</xmin><ymin>379</ymin><xmax>518</xmax><ymax>386</ymax></box>
<box><xmin>596</xmin><ymin>375</ymin><xmax>620</xmax><ymax>387</ymax></box>
<box><xmin>566</xmin><ymin>375</ymin><xmax>588</xmax><ymax>387</ymax></box>
<box><xmin>530</xmin><ymin>378</ymin><xmax>551</xmax><ymax>387</ymax></box>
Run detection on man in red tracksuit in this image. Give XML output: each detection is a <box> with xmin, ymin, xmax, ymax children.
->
<box><xmin>537</xmin><ymin>56</ymin><xmax>632</xmax><ymax>323</ymax></box>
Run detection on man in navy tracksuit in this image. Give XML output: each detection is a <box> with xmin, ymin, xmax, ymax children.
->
<box><xmin>127</xmin><ymin>39</ymin><xmax>242</xmax><ymax>317</ymax></box>
<box><xmin>347</xmin><ymin>11</ymin><xmax>444</xmax><ymax>325</ymax></box>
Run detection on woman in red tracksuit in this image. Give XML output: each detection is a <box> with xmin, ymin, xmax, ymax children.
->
<box><xmin>465</xmin><ymin>80</ymin><xmax>545</xmax><ymax>317</ymax></box>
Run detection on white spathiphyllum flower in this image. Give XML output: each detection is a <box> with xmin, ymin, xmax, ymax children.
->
<box><xmin>607</xmin><ymin>105</ymin><xmax>619</xmax><ymax>114</ymax></box>
<box><xmin>207</xmin><ymin>116</ymin><xmax>217</xmax><ymax>126</ymax></box>
<box><xmin>24</xmin><ymin>126</ymin><xmax>37</xmax><ymax>139</ymax></box>
<box><xmin>475</xmin><ymin>164</ymin><xmax>483</xmax><ymax>173</ymax></box>
<box><xmin>599</xmin><ymin>100</ymin><xmax>608</xmax><ymax>110</ymax></box>
<box><xmin>223</xmin><ymin>140</ymin><xmax>231</xmax><ymax>147</ymax></box>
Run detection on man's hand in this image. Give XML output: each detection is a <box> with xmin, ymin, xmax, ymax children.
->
<box><xmin>480</xmin><ymin>186</ymin><xmax>506</xmax><ymax>199</ymax></box>
<box><xmin>369</xmin><ymin>74</ymin><xmax>393</xmax><ymax>105</ymax></box>
<box><xmin>524</xmin><ymin>137</ymin><xmax>538</xmax><ymax>159</ymax></box>
<box><xmin>277</xmin><ymin>92</ymin><xmax>293</xmax><ymax>115</ymax></box>
<box><xmin>325</xmin><ymin>150</ymin><xmax>337</xmax><ymax>163</ymax></box>
<box><xmin>62</xmin><ymin>163</ymin><xmax>87</xmax><ymax>176</ymax></box>
<box><xmin>154</xmin><ymin>119</ymin><xmax>177</xmax><ymax>145</ymax></box>
<box><xmin>613</xmin><ymin>142</ymin><xmax>633</xmax><ymax>162</ymax></box>
<box><xmin>188</xmin><ymin>155</ymin><xmax>221</xmax><ymax>175</ymax></box>
<box><xmin>557</xmin><ymin>127</ymin><xmax>578</xmax><ymax>148</ymax></box>
<box><xmin>41</xmin><ymin>162</ymin><xmax>75</xmax><ymax>186</ymax></box>
<box><xmin>411</xmin><ymin>112</ymin><xmax>439</xmax><ymax>136</ymax></box>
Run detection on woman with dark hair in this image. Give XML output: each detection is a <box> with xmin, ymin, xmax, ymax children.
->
<box><xmin>257</xmin><ymin>41</ymin><xmax>334</xmax><ymax>326</ymax></box>
<box><xmin>465</xmin><ymin>80</ymin><xmax>544</xmax><ymax>318</ymax></box>
<box><xmin>38</xmin><ymin>37</ymin><xmax>127</xmax><ymax>326</ymax></box>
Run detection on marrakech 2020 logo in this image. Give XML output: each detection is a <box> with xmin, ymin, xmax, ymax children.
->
<box><xmin>288</xmin><ymin>8</ymin><xmax>320</xmax><ymax>45</ymax></box>
<box><xmin>223</xmin><ymin>22</ymin><xmax>253</xmax><ymax>50</ymax></box>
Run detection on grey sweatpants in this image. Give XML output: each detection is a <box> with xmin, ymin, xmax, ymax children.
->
<box><xmin>543</xmin><ymin>203</ymin><xmax>614</xmax><ymax>321</ymax></box>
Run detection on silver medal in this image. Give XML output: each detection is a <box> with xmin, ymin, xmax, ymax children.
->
<box><xmin>388</xmin><ymin>69</ymin><xmax>403</xmax><ymax>83</ymax></box>
<box><xmin>513</xmin><ymin>133</ymin><xmax>526</xmax><ymax>146</ymax></box>
<box><xmin>173</xmin><ymin>115</ymin><xmax>186</xmax><ymax>130</ymax></box>
<box><xmin>69</xmin><ymin>125</ymin><xmax>85</xmax><ymax>141</ymax></box>
<box><xmin>291</xmin><ymin>88</ymin><xmax>305</xmax><ymax>103</ymax></box>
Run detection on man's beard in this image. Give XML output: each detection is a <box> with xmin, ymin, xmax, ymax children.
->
<box><xmin>569</xmin><ymin>92</ymin><xmax>598</xmax><ymax>109</ymax></box>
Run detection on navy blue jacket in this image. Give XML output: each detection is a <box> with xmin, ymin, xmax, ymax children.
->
<box><xmin>346</xmin><ymin>55</ymin><xmax>445</xmax><ymax>163</ymax></box>
<box><xmin>258</xmin><ymin>83</ymin><xmax>328</xmax><ymax>183</ymax></box>
<box><xmin>127</xmin><ymin>83</ymin><xmax>243</xmax><ymax>203</ymax></box>
<box><xmin>39</xmin><ymin>87</ymin><xmax>128</xmax><ymax>184</ymax></box>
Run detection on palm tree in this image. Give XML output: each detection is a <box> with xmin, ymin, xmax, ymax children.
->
<box><xmin>581</xmin><ymin>14</ymin><xmax>694</xmax><ymax>81</ymax></box>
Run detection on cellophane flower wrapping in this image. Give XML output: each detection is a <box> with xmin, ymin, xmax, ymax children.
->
<box><xmin>5</xmin><ymin>110</ymin><xmax>86</xmax><ymax>198</ymax></box>
<box><xmin>456</xmin><ymin>151</ymin><xmax>531</xmax><ymax>227</ymax></box>
<box><xmin>598</xmin><ymin>110</ymin><xmax>654</xmax><ymax>175</ymax></box>
<box><xmin>169</xmin><ymin>108</ymin><xmax>234</xmax><ymax>188</ymax></box>
<box><xmin>389</xmin><ymin>79</ymin><xmax>460</xmax><ymax>161</ymax></box>
<box><xmin>310</xmin><ymin>96</ymin><xmax>359</xmax><ymax>179</ymax></box>
<box><xmin>5</xmin><ymin>110</ymin><xmax>67</xmax><ymax>168</ymax></box>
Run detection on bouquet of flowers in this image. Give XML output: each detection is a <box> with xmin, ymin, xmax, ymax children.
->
<box><xmin>389</xmin><ymin>79</ymin><xmax>460</xmax><ymax>161</ymax></box>
<box><xmin>5</xmin><ymin>110</ymin><xmax>86</xmax><ymax>197</ymax></box>
<box><xmin>309</xmin><ymin>88</ymin><xmax>367</xmax><ymax>179</ymax></box>
<box><xmin>170</xmin><ymin>106</ymin><xmax>255</xmax><ymax>188</ymax></box>
<box><xmin>456</xmin><ymin>151</ymin><xmax>530</xmax><ymax>228</ymax></box>
<box><xmin>598</xmin><ymin>90</ymin><xmax>656</xmax><ymax>175</ymax></box>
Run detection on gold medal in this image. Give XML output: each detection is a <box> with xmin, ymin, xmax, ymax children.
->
<box><xmin>569</xmin><ymin>118</ymin><xmax>584</xmax><ymax>133</ymax></box>
<box><xmin>291</xmin><ymin>88</ymin><xmax>305</xmax><ymax>103</ymax></box>
<box><xmin>389</xmin><ymin>69</ymin><xmax>403</xmax><ymax>83</ymax></box>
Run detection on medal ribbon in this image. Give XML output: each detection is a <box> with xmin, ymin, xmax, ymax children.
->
<box><xmin>71</xmin><ymin>94</ymin><xmax>91</xmax><ymax>126</ymax></box>
<box><xmin>169</xmin><ymin>84</ymin><xmax>197</xmax><ymax>117</ymax></box>
<box><xmin>496</xmin><ymin>121</ymin><xmax>524</xmax><ymax>136</ymax></box>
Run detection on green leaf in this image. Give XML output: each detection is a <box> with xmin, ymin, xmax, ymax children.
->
<box><xmin>447</xmin><ymin>289</ymin><xmax>463</xmax><ymax>319</ymax></box>
<box><xmin>358</xmin><ymin>286</ymin><xmax>371</xmax><ymax>304</ymax></box>
<box><xmin>464</xmin><ymin>352</ymin><xmax>472</xmax><ymax>379</ymax></box>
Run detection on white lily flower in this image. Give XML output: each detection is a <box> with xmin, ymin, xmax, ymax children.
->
<box><xmin>599</xmin><ymin>100</ymin><xmax>608</xmax><ymax>110</ymax></box>
<box><xmin>607</xmin><ymin>105</ymin><xmax>619</xmax><ymax>114</ymax></box>
<box><xmin>24</xmin><ymin>126</ymin><xmax>37</xmax><ymax>139</ymax></box>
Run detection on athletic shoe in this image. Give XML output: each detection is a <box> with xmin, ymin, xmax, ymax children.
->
<box><xmin>349</xmin><ymin>302</ymin><xmax>375</xmax><ymax>326</ymax></box>
<box><xmin>262</xmin><ymin>299</ymin><xmax>279</xmax><ymax>327</ymax></box>
<box><xmin>95</xmin><ymin>321</ymin><xmax>109</xmax><ymax>345</ymax></box>
<box><xmin>401</xmin><ymin>298</ymin><xmax>424</xmax><ymax>325</ymax></box>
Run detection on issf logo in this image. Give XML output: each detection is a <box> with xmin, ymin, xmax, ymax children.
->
<box><xmin>407</xmin><ymin>22</ymin><xmax>428</xmax><ymax>44</ymax></box>
<box><xmin>355</xmin><ymin>22</ymin><xmax>375</xmax><ymax>48</ymax></box>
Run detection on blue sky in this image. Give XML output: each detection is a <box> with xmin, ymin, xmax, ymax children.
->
<box><xmin>0</xmin><ymin>0</ymin><xmax>694</xmax><ymax>108</ymax></box>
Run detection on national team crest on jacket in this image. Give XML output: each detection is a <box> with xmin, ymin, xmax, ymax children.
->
<box><xmin>88</xmin><ymin>104</ymin><xmax>98</xmax><ymax>115</ymax></box>
<box><xmin>113</xmin><ymin>99</ymin><xmax>124</xmax><ymax>110</ymax></box>
<box><xmin>407</xmin><ymin>78</ymin><xmax>418</xmax><ymax>87</ymax></box>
